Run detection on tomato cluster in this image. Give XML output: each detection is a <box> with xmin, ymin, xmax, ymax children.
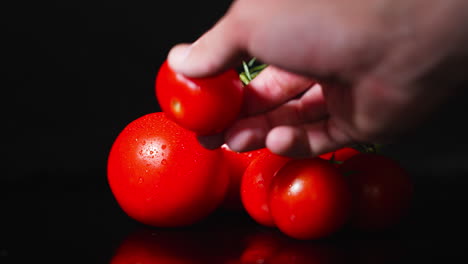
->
<box><xmin>107</xmin><ymin>60</ymin><xmax>414</xmax><ymax>240</ymax></box>
<box><xmin>241</xmin><ymin>147</ymin><xmax>414</xmax><ymax>239</ymax></box>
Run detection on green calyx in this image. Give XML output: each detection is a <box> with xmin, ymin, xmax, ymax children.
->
<box><xmin>239</xmin><ymin>58</ymin><xmax>267</xmax><ymax>85</ymax></box>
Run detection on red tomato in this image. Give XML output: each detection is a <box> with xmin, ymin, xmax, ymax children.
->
<box><xmin>155</xmin><ymin>60</ymin><xmax>244</xmax><ymax>135</ymax></box>
<box><xmin>319</xmin><ymin>147</ymin><xmax>360</xmax><ymax>166</ymax></box>
<box><xmin>220</xmin><ymin>145</ymin><xmax>268</xmax><ymax>210</ymax></box>
<box><xmin>268</xmin><ymin>158</ymin><xmax>352</xmax><ymax>240</ymax></box>
<box><xmin>107</xmin><ymin>112</ymin><xmax>229</xmax><ymax>227</ymax></box>
<box><xmin>241</xmin><ymin>150</ymin><xmax>291</xmax><ymax>227</ymax></box>
<box><xmin>340</xmin><ymin>153</ymin><xmax>414</xmax><ymax>232</ymax></box>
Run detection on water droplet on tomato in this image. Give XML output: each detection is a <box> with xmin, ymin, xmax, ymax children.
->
<box><xmin>161</xmin><ymin>159</ymin><xmax>167</xmax><ymax>165</ymax></box>
<box><xmin>138</xmin><ymin>177</ymin><xmax>144</xmax><ymax>184</ymax></box>
<box><xmin>150</xmin><ymin>150</ymin><xmax>154</xmax><ymax>155</ymax></box>
<box><xmin>161</xmin><ymin>145</ymin><xmax>167</xmax><ymax>150</ymax></box>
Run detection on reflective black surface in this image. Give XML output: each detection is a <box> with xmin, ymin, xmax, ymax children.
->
<box><xmin>4</xmin><ymin>1</ymin><xmax>468</xmax><ymax>263</ymax></box>
<box><xmin>2</xmin><ymin>171</ymin><xmax>468</xmax><ymax>263</ymax></box>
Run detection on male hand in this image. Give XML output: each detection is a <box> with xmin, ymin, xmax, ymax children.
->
<box><xmin>168</xmin><ymin>0</ymin><xmax>468</xmax><ymax>157</ymax></box>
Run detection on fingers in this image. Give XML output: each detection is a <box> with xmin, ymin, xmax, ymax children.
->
<box><xmin>266</xmin><ymin>121</ymin><xmax>351</xmax><ymax>158</ymax></box>
<box><xmin>197</xmin><ymin>66</ymin><xmax>319</xmax><ymax>151</ymax></box>
<box><xmin>166</xmin><ymin>0</ymin><xmax>333</xmax><ymax>79</ymax></box>
<box><xmin>242</xmin><ymin>66</ymin><xmax>316</xmax><ymax>115</ymax></box>
<box><xmin>224</xmin><ymin>83</ymin><xmax>329</xmax><ymax>152</ymax></box>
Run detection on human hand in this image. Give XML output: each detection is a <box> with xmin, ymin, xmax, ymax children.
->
<box><xmin>167</xmin><ymin>0</ymin><xmax>468</xmax><ymax>158</ymax></box>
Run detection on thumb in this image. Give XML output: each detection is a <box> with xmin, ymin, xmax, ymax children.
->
<box><xmin>167</xmin><ymin>16</ymin><xmax>248</xmax><ymax>78</ymax></box>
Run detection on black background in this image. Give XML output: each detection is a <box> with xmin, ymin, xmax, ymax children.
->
<box><xmin>3</xmin><ymin>1</ymin><xmax>231</xmax><ymax>187</ymax></box>
<box><xmin>3</xmin><ymin>0</ymin><xmax>468</xmax><ymax>188</ymax></box>
<box><xmin>2</xmin><ymin>1</ymin><xmax>468</xmax><ymax>262</ymax></box>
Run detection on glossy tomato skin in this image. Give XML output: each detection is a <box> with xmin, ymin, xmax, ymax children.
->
<box><xmin>220</xmin><ymin>145</ymin><xmax>268</xmax><ymax>210</ymax></box>
<box><xmin>268</xmin><ymin>158</ymin><xmax>352</xmax><ymax>240</ymax></box>
<box><xmin>107</xmin><ymin>112</ymin><xmax>229</xmax><ymax>227</ymax></box>
<box><xmin>241</xmin><ymin>150</ymin><xmax>291</xmax><ymax>227</ymax></box>
<box><xmin>155</xmin><ymin>60</ymin><xmax>244</xmax><ymax>136</ymax></box>
<box><xmin>340</xmin><ymin>153</ymin><xmax>413</xmax><ymax>232</ymax></box>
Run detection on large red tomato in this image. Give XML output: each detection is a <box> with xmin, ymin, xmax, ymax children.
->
<box><xmin>155</xmin><ymin>60</ymin><xmax>244</xmax><ymax>135</ymax></box>
<box><xmin>339</xmin><ymin>153</ymin><xmax>414</xmax><ymax>232</ymax></box>
<box><xmin>219</xmin><ymin>145</ymin><xmax>267</xmax><ymax>210</ymax></box>
<box><xmin>241</xmin><ymin>150</ymin><xmax>291</xmax><ymax>227</ymax></box>
<box><xmin>268</xmin><ymin>158</ymin><xmax>352</xmax><ymax>240</ymax></box>
<box><xmin>107</xmin><ymin>112</ymin><xmax>229</xmax><ymax>227</ymax></box>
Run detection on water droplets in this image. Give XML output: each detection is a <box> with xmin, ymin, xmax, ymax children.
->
<box><xmin>138</xmin><ymin>177</ymin><xmax>144</xmax><ymax>184</ymax></box>
<box><xmin>161</xmin><ymin>159</ymin><xmax>168</xmax><ymax>165</ymax></box>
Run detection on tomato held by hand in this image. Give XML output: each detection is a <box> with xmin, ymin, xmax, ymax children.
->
<box><xmin>340</xmin><ymin>153</ymin><xmax>413</xmax><ymax>232</ymax></box>
<box><xmin>241</xmin><ymin>150</ymin><xmax>291</xmax><ymax>227</ymax></box>
<box><xmin>268</xmin><ymin>158</ymin><xmax>352</xmax><ymax>240</ymax></box>
<box><xmin>107</xmin><ymin>112</ymin><xmax>229</xmax><ymax>227</ymax></box>
<box><xmin>155</xmin><ymin>60</ymin><xmax>244</xmax><ymax>135</ymax></box>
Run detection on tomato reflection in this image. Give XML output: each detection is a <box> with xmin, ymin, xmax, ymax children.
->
<box><xmin>110</xmin><ymin>225</ymin><xmax>246</xmax><ymax>264</ymax></box>
<box><xmin>111</xmin><ymin>224</ymin><xmax>409</xmax><ymax>264</ymax></box>
<box><xmin>111</xmin><ymin>228</ymin><xmax>208</xmax><ymax>264</ymax></box>
<box><xmin>241</xmin><ymin>230</ymin><xmax>349</xmax><ymax>264</ymax></box>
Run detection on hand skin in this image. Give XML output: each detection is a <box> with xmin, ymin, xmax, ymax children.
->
<box><xmin>167</xmin><ymin>0</ymin><xmax>468</xmax><ymax>158</ymax></box>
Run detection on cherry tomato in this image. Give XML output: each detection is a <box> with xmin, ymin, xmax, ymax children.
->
<box><xmin>107</xmin><ymin>112</ymin><xmax>229</xmax><ymax>227</ymax></box>
<box><xmin>268</xmin><ymin>158</ymin><xmax>352</xmax><ymax>240</ymax></box>
<box><xmin>340</xmin><ymin>153</ymin><xmax>414</xmax><ymax>232</ymax></box>
<box><xmin>319</xmin><ymin>147</ymin><xmax>361</xmax><ymax>166</ymax></box>
<box><xmin>241</xmin><ymin>150</ymin><xmax>291</xmax><ymax>227</ymax></box>
<box><xmin>220</xmin><ymin>145</ymin><xmax>267</xmax><ymax>210</ymax></box>
<box><xmin>155</xmin><ymin>60</ymin><xmax>244</xmax><ymax>135</ymax></box>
